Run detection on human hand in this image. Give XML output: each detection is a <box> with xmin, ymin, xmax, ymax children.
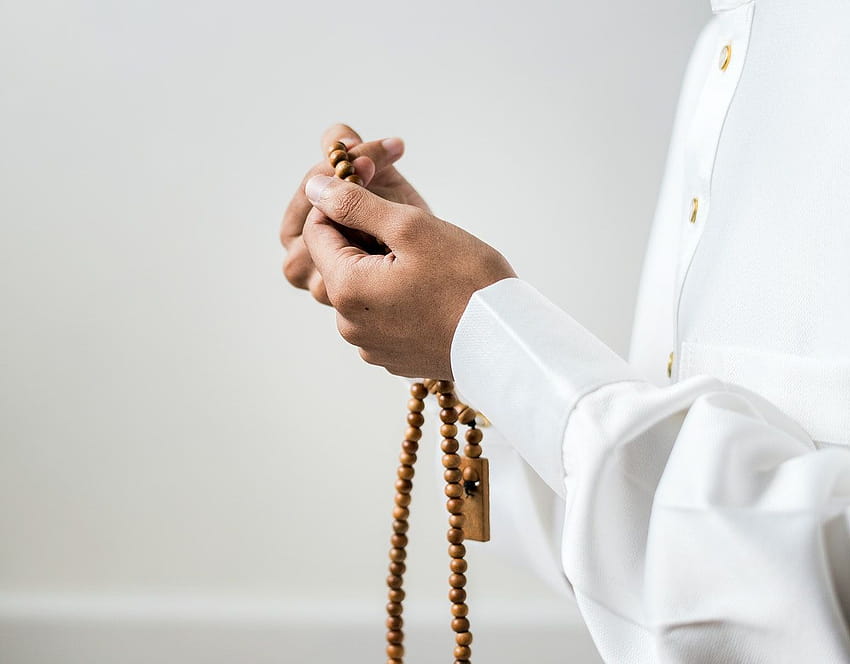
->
<box><xmin>302</xmin><ymin>175</ymin><xmax>517</xmax><ymax>380</ymax></box>
<box><xmin>280</xmin><ymin>124</ymin><xmax>429</xmax><ymax>305</ymax></box>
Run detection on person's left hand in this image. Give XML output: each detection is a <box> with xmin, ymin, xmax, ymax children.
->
<box><xmin>302</xmin><ymin>174</ymin><xmax>516</xmax><ymax>380</ymax></box>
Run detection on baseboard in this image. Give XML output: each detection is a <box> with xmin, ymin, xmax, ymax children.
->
<box><xmin>0</xmin><ymin>593</ymin><xmax>603</xmax><ymax>663</ymax></box>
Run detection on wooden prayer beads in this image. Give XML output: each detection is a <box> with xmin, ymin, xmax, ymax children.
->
<box><xmin>326</xmin><ymin>143</ymin><xmax>490</xmax><ymax>664</ymax></box>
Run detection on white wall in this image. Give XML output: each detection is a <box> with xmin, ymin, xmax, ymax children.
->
<box><xmin>0</xmin><ymin>1</ymin><xmax>709</xmax><ymax>662</ymax></box>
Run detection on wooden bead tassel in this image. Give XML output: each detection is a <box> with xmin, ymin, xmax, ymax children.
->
<box><xmin>327</xmin><ymin>145</ymin><xmax>489</xmax><ymax>664</ymax></box>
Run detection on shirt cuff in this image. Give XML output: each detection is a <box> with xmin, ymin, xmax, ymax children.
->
<box><xmin>450</xmin><ymin>278</ymin><xmax>642</xmax><ymax>495</ymax></box>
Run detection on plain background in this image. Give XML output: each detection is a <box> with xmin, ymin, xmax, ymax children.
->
<box><xmin>0</xmin><ymin>1</ymin><xmax>710</xmax><ymax>661</ymax></box>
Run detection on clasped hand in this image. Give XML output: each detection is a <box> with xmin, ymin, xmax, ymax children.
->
<box><xmin>281</xmin><ymin>124</ymin><xmax>516</xmax><ymax>379</ymax></box>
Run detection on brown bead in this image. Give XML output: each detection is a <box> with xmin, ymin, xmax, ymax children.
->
<box><xmin>395</xmin><ymin>479</ymin><xmax>412</xmax><ymax>494</ymax></box>
<box><xmin>449</xmin><ymin>544</ymin><xmax>466</xmax><ymax>558</ymax></box>
<box><xmin>438</xmin><ymin>393</ymin><xmax>458</xmax><ymax>408</ymax></box>
<box><xmin>389</xmin><ymin>548</ymin><xmax>407</xmax><ymax>562</ymax></box>
<box><xmin>345</xmin><ymin>174</ymin><xmax>364</xmax><ymax>186</ymax></box>
<box><xmin>389</xmin><ymin>561</ymin><xmax>406</xmax><ymax>576</ymax></box>
<box><xmin>453</xmin><ymin>659</ymin><xmax>469</xmax><ymax>664</ymax></box>
<box><xmin>442</xmin><ymin>454</ymin><xmax>461</xmax><ymax>468</ymax></box>
<box><xmin>386</xmin><ymin>602</ymin><xmax>403</xmax><ymax>617</ymax></box>
<box><xmin>452</xmin><ymin>617</ymin><xmax>470</xmax><ymax>633</ymax></box>
<box><xmin>405</xmin><ymin>427</ymin><xmax>422</xmax><ymax>442</ymax></box>
<box><xmin>451</xmin><ymin>602</ymin><xmax>469</xmax><ymax>617</ymax></box>
<box><xmin>445</xmin><ymin>484</ymin><xmax>463</xmax><ymax>498</ymax></box>
<box><xmin>450</xmin><ymin>558</ymin><xmax>468</xmax><ymax>573</ymax></box>
<box><xmin>334</xmin><ymin>160</ymin><xmax>354</xmax><ymax>178</ymax></box>
<box><xmin>410</xmin><ymin>383</ymin><xmax>428</xmax><ymax>399</ymax></box>
<box><xmin>436</xmin><ymin>380</ymin><xmax>453</xmax><ymax>393</ymax></box>
<box><xmin>393</xmin><ymin>506</ymin><xmax>409</xmax><ymax>520</ymax></box>
<box><xmin>388</xmin><ymin>659</ymin><xmax>402</xmax><ymax>664</ymax></box>
<box><xmin>448</xmin><ymin>513</ymin><xmax>465</xmax><ymax>528</ymax></box>
<box><xmin>440</xmin><ymin>408</ymin><xmax>459</xmax><ymax>424</ymax></box>
<box><xmin>397</xmin><ymin>465</ymin><xmax>414</xmax><ymax>480</ymax></box>
<box><xmin>391</xmin><ymin>534</ymin><xmax>408</xmax><ymax>548</ymax></box>
<box><xmin>327</xmin><ymin>141</ymin><xmax>347</xmax><ymax>155</ymax></box>
<box><xmin>423</xmin><ymin>378</ymin><xmax>437</xmax><ymax>391</ymax></box>
<box><xmin>399</xmin><ymin>452</ymin><xmax>417</xmax><ymax>466</ymax></box>
<box><xmin>328</xmin><ymin>149</ymin><xmax>348</xmax><ymax>166</ymax></box>
<box><xmin>454</xmin><ymin>645</ymin><xmax>472</xmax><ymax>659</ymax></box>
<box><xmin>386</xmin><ymin>615</ymin><xmax>403</xmax><ymax>630</ymax></box>
<box><xmin>407</xmin><ymin>398</ymin><xmax>425</xmax><ymax>413</ymax></box>
<box><xmin>386</xmin><ymin>629</ymin><xmax>404</xmax><ymax>644</ymax></box>
<box><xmin>388</xmin><ymin>589</ymin><xmax>405</xmax><ymax>603</ymax></box>
<box><xmin>464</xmin><ymin>445</ymin><xmax>482</xmax><ymax>459</ymax></box>
<box><xmin>449</xmin><ymin>588</ymin><xmax>467</xmax><ymax>603</ymax></box>
<box><xmin>440</xmin><ymin>423</ymin><xmax>458</xmax><ymax>438</ymax></box>
<box><xmin>449</xmin><ymin>573</ymin><xmax>467</xmax><ymax>588</ymax></box>
<box><xmin>461</xmin><ymin>467</ymin><xmax>479</xmax><ymax>483</ymax></box>
<box><xmin>387</xmin><ymin>574</ymin><xmax>403</xmax><ymax>589</ymax></box>
<box><xmin>395</xmin><ymin>493</ymin><xmax>411</xmax><ymax>507</ymax></box>
<box><xmin>407</xmin><ymin>412</ymin><xmax>425</xmax><ymax>427</ymax></box>
<box><xmin>447</xmin><ymin>528</ymin><xmax>464</xmax><ymax>544</ymax></box>
<box><xmin>457</xmin><ymin>407</ymin><xmax>477</xmax><ymax>425</ymax></box>
<box><xmin>446</xmin><ymin>498</ymin><xmax>464</xmax><ymax>514</ymax></box>
<box><xmin>465</xmin><ymin>428</ymin><xmax>483</xmax><ymax>444</ymax></box>
<box><xmin>392</xmin><ymin>519</ymin><xmax>409</xmax><ymax>534</ymax></box>
<box><xmin>444</xmin><ymin>469</ymin><xmax>462</xmax><ymax>483</ymax></box>
<box><xmin>441</xmin><ymin>438</ymin><xmax>459</xmax><ymax>454</ymax></box>
<box><xmin>386</xmin><ymin>643</ymin><xmax>404</xmax><ymax>658</ymax></box>
<box><xmin>402</xmin><ymin>440</ymin><xmax>419</xmax><ymax>453</ymax></box>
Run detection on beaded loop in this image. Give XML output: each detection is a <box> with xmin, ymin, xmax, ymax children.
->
<box><xmin>326</xmin><ymin>145</ymin><xmax>487</xmax><ymax>663</ymax></box>
<box><xmin>380</xmin><ymin>381</ymin><xmax>484</xmax><ymax>663</ymax></box>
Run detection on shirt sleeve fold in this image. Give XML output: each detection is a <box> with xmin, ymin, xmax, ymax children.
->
<box><xmin>450</xmin><ymin>277</ymin><xmax>642</xmax><ymax>496</ymax></box>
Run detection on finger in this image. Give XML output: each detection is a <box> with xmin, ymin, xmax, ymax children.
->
<box><xmin>307</xmin><ymin>270</ymin><xmax>331</xmax><ymax>306</ymax></box>
<box><xmin>280</xmin><ymin>135</ymin><xmax>400</xmax><ymax>249</ymax></box>
<box><xmin>305</xmin><ymin>175</ymin><xmax>419</xmax><ymax>247</ymax></box>
<box><xmin>302</xmin><ymin>206</ymin><xmax>368</xmax><ymax>287</ymax></box>
<box><xmin>348</xmin><ymin>137</ymin><xmax>405</xmax><ymax>185</ymax></box>
<box><xmin>321</xmin><ymin>123</ymin><xmax>362</xmax><ymax>153</ymax></box>
<box><xmin>281</xmin><ymin>163</ymin><xmax>328</xmax><ymax>249</ymax></box>
<box><xmin>282</xmin><ymin>236</ymin><xmax>314</xmax><ymax>288</ymax></box>
<box><xmin>350</xmin><ymin>156</ymin><xmax>375</xmax><ymax>185</ymax></box>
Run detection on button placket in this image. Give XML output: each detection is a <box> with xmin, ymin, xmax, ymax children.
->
<box><xmin>672</xmin><ymin>2</ymin><xmax>755</xmax><ymax>381</ymax></box>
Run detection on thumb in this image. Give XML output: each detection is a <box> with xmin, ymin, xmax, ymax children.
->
<box><xmin>305</xmin><ymin>175</ymin><xmax>417</xmax><ymax>248</ymax></box>
<box><xmin>301</xmin><ymin>206</ymin><xmax>366</xmax><ymax>286</ymax></box>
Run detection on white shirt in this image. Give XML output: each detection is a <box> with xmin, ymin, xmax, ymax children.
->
<box><xmin>450</xmin><ymin>1</ymin><xmax>850</xmax><ymax>661</ymax></box>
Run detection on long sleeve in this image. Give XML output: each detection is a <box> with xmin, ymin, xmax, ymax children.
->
<box><xmin>451</xmin><ymin>278</ymin><xmax>850</xmax><ymax>663</ymax></box>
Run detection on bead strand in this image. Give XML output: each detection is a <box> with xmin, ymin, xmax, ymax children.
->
<box><xmin>326</xmin><ymin>143</ymin><xmax>484</xmax><ymax>663</ymax></box>
<box><xmin>326</xmin><ymin>140</ymin><xmax>364</xmax><ymax>186</ymax></box>
<box><xmin>437</xmin><ymin>381</ymin><xmax>474</xmax><ymax>664</ymax></box>
<box><xmin>385</xmin><ymin>382</ymin><xmax>427</xmax><ymax>664</ymax></box>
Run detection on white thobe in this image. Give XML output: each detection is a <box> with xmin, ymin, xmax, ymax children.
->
<box><xmin>450</xmin><ymin>1</ymin><xmax>850</xmax><ymax>662</ymax></box>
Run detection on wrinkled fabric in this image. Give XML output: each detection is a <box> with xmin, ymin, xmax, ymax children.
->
<box><xmin>450</xmin><ymin>1</ymin><xmax>850</xmax><ymax>661</ymax></box>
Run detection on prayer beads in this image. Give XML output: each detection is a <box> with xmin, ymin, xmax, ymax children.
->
<box><xmin>326</xmin><ymin>143</ymin><xmax>490</xmax><ymax>664</ymax></box>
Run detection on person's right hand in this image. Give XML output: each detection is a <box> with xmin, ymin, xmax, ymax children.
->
<box><xmin>280</xmin><ymin>123</ymin><xmax>430</xmax><ymax>305</ymax></box>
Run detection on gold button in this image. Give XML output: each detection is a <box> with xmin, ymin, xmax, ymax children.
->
<box><xmin>719</xmin><ymin>43</ymin><xmax>732</xmax><ymax>71</ymax></box>
<box><xmin>689</xmin><ymin>197</ymin><xmax>699</xmax><ymax>224</ymax></box>
<box><xmin>667</xmin><ymin>351</ymin><xmax>674</xmax><ymax>379</ymax></box>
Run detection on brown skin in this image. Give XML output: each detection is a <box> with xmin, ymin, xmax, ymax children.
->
<box><xmin>281</xmin><ymin>124</ymin><xmax>516</xmax><ymax>380</ymax></box>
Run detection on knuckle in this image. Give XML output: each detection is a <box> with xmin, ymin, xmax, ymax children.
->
<box><xmin>336</xmin><ymin>316</ymin><xmax>361</xmax><ymax>345</ymax></box>
<box><xmin>331</xmin><ymin>187</ymin><xmax>365</xmax><ymax>225</ymax></box>
<box><xmin>394</xmin><ymin>208</ymin><xmax>422</xmax><ymax>243</ymax></box>
<box><xmin>334</xmin><ymin>285</ymin><xmax>367</xmax><ymax>315</ymax></box>
<box><xmin>282</xmin><ymin>257</ymin><xmax>311</xmax><ymax>288</ymax></box>
<box><xmin>358</xmin><ymin>347</ymin><xmax>381</xmax><ymax>366</ymax></box>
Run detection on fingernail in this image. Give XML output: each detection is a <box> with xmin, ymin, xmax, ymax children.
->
<box><xmin>381</xmin><ymin>137</ymin><xmax>404</xmax><ymax>159</ymax></box>
<box><xmin>306</xmin><ymin>174</ymin><xmax>333</xmax><ymax>204</ymax></box>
